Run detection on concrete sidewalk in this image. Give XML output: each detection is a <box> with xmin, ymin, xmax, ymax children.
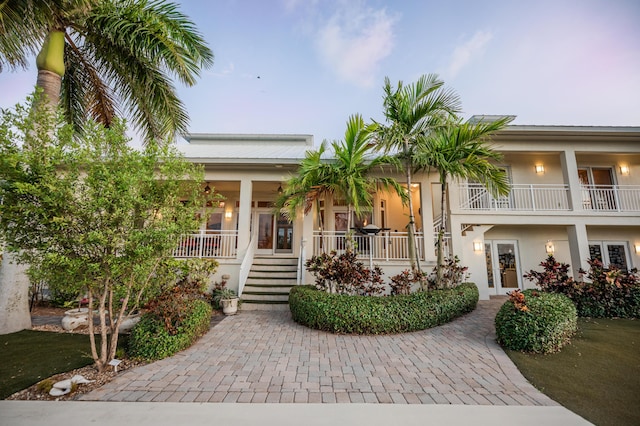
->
<box><xmin>0</xmin><ymin>401</ymin><xmax>591</xmax><ymax>425</ymax></box>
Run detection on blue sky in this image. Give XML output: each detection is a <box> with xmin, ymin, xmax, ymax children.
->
<box><xmin>1</xmin><ymin>0</ymin><xmax>639</xmax><ymax>145</ymax></box>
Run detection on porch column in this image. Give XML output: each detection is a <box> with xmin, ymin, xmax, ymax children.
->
<box><xmin>561</xmin><ymin>149</ymin><xmax>583</xmax><ymax>211</ymax></box>
<box><xmin>237</xmin><ymin>178</ymin><xmax>253</xmax><ymax>258</ymax></box>
<box><xmin>566</xmin><ymin>223</ymin><xmax>590</xmax><ymax>278</ymax></box>
<box><xmin>419</xmin><ymin>181</ymin><xmax>437</xmax><ymax>264</ymax></box>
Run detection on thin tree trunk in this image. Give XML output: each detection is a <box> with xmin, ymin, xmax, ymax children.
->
<box><xmin>436</xmin><ymin>177</ymin><xmax>447</xmax><ymax>287</ymax></box>
<box><xmin>404</xmin><ymin>157</ymin><xmax>420</xmax><ymax>274</ymax></box>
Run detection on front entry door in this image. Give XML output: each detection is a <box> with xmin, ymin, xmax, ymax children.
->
<box><xmin>276</xmin><ymin>213</ymin><xmax>293</xmax><ymax>253</ymax></box>
<box><xmin>486</xmin><ymin>240</ymin><xmax>521</xmax><ymax>295</ymax></box>
<box><xmin>256</xmin><ymin>212</ymin><xmax>274</xmax><ymax>254</ymax></box>
<box><xmin>255</xmin><ymin>211</ymin><xmax>294</xmax><ymax>254</ymax></box>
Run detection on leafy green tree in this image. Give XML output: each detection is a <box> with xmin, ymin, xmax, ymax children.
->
<box><xmin>0</xmin><ymin>98</ymin><xmax>212</xmax><ymax>371</ymax></box>
<box><xmin>0</xmin><ymin>0</ymin><xmax>213</xmax><ymax>141</ymax></box>
<box><xmin>415</xmin><ymin>117</ymin><xmax>512</xmax><ymax>285</ymax></box>
<box><xmin>375</xmin><ymin>74</ymin><xmax>461</xmax><ymax>273</ymax></box>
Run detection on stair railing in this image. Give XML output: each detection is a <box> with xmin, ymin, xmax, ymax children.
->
<box><xmin>237</xmin><ymin>230</ymin><xmax>257</xmax><ymax>297</ymax></box>
<box><xmin>297</xmin><ymin>238</ymin><xmax>307</xmax><ymax>285</ymax></box>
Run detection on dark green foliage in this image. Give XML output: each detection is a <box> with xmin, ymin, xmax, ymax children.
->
<box><xmin>289</xmin><ymin>282</ymin><xmax>478</xmax><ymax>334</ymax></box>
<box><xmin>128</xmin><ymin>299</ymin><xmax>211</xmax><ymax>361</ymax></box>
<box><xmin>305</xmin><ymin>250</ymin><xmax>385</xmax><ymax>295</ymax></box>
<box><xmin>525</xmin><ymin>256</ymin><xmax>640</xmax><ymax>318</ymax></box>
<box><xmin>495</xmin><ymin>290</ymin><xmax>577</xmax><ymax>353</ymax></box>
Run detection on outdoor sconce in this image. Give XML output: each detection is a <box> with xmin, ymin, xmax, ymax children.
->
<box><xmin>473</xmin><ymin>241</ymin><xmax>483</xmax><ymax>252</ymax></box>
<box><xmin>620</xmin><ymin>165</ymin><xmax>630</xmax><ymax>176</ymax></box>
<box><xmin>535</xmin><ymin>164</ymin><xmax>545</xmax><ymax>174</ymax></box>
<box><xmin>204</xmin><ymin>182</ymin><xmax>211</xmax><ymax>194</ymax></box>
<box><xmin>277</xmin><ymin>184</ymin><xmax>283</xmax><ymax>195</ymax></box>
<box><xmin>635</xmin><ymin>244</ymin><xmax>640</xmax><ymax>254</ymax></box>
<box><xmin>225</xmin><ymin>210</ymin><xmax>232</xmax><ymax>219</ymax></box>
<box><xmin>545</xmin><ymin>240</ymin><xmax>555</xmax><ymax>254</ymax></box>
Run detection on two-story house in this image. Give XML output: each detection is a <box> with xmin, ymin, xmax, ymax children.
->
<box><xmin>178</xmin><ymin>122</ymin><xmax>640</xmax><ymax>305</ymax></box>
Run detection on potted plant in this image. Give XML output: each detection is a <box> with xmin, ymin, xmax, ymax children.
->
<box><xmin>216</xmin><ymin>288</ymin><xmax>239</xmax><ymax>315</ymax></box>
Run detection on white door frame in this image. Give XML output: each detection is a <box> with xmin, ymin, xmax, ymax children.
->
<box><xmin>486</xmin><ymin>239</ymin><xmax>522</xmax><ymax>295</ymax></box>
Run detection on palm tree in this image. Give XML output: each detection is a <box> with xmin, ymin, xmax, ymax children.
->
<box><xmin>275</xmin><ymin>114</ymin><xmax>405</xmax><ymax>251</ymax></box>
<box><xmin>0</xmin><ymin>0</ymin><xmax>213</xmax><ymax>142</ymax></box>
<box><xmin>415</xmin><ymin>116</ymin><xmax>513</xmax><ymax>285</ymax></box>
<box><xmin>375</xmin><ymin>74</ymin><xmax>461</xmax><ymax>273</ymax></box>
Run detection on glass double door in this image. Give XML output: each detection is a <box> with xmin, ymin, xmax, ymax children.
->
<box><xmin>255</xmin><ymin>211</ymin><xmax>293</xmax><ymax>254</ymax></box>
<box><xmin>485</xmin><ymin>240</ymin><xmax>521</xmax><ymax>295</ymax></box>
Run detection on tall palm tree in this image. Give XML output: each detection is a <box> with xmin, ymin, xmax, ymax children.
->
<box><xmin>0</xmin><ymin>0</ymin><xmax>213</xmax><ymax>142</ymax></box>
<box><xmin>375</xmin><ymin>74</ymin><xmax>461</xmax><ymax>273</ymax></box>
<box><xmin>275</xmin><ymin>114</ymin><xmax>405</xmax><ymax>251</ymax></box>
<box><xmin>332</xmin><ymin>114</ymin><xmax>405</xmax><ymax>249</ymax></box>
<box><xmin>415</xmin><ymin>116</ymin><xmax>513</xmax><ymax>285</ymax></box>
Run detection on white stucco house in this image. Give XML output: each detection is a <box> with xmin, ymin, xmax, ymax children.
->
<box><xmin>176</xmin><ymin>122</ymin><xmax>640</xmax><ymax>307</ymax></box>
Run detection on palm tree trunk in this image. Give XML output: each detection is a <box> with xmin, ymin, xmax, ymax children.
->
<box><xmin>36</xmin><ymin>69</ymin><xmax>62</xmax><ymax>110</ymax></box>
<box><xmin>436</xmin><ymin>177</ymin><xmax>447</xmax><ymax>287</ymax></box>
<box><xmin>405</xmin><ymin>159</ymin><xmax>420</xmax><ymax>274</ymax></box>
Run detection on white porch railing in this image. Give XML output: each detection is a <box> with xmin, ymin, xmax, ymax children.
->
<box><xmin>237</xmin><ymin>231</ymin><xmax>257</xmax><ymax>297</ymax></box>
<box><xmin>460</xmin><ymin>183</ymin><xmax>571</xmax><ymax>211</ymax></box>
<box><xmin>581</xmin><ymin>185</ymin><xmax>640</xmax><ymax>212</ymax></box>
<box><xmin>173</xmin><ymin>230</ymin><xmax>238</xmax><ymax>258</ymax></box>
<box><xmin>312</xmin><ymin>231</ymin><xmax>427</xmax><ymax>261</ymax></box>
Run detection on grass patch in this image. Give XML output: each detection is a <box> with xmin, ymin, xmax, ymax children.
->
<box><xmin>506</xmin><ymin>318</ymin><xmax>640</xmax><ymax>426</ymax></box>
<box><xmin>0</xmin><ymin>330</ymin><xmax>101</xmax><ymax>399</ymax></box>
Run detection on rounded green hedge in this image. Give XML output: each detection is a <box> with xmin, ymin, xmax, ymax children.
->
<box><xmin>289</xmin><ymin>282</ymin><xmax>479</xmax><ymax>334</ymax></box>
<box><xmin>128</xmin><ymin>299</ymin><xmax>212</xmax><ymax>361</ymax></box>
<box><xmin>495</xmin><ymin>290</ymin><xmax>577</xmax><ymax>354</ymax></box>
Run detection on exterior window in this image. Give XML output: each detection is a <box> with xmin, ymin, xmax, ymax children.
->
<box><xmin>207</xmin><ymin>212</ymin><xmax>222</xmax><ymax>231</ymax></box>
<box><xmin>589</xmin><ymin>241</ymin><xmax>630</xmax><ymax>270</ymax></box>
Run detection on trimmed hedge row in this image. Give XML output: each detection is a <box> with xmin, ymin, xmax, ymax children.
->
<box><xmin>289</xmin><ymin>282</ymin><xmax>479</xmax><ymax>334</ymax></box>
<box><xmin>128</xmin><ymin>299</ymin><xmax>212</xmax><ymax>361</ymax></box>
<box><xmin>495</xmin><ymin>290</ymin><xmax>577</xmax><ymax>354</ymax></box>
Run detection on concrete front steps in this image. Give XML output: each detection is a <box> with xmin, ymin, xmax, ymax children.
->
<box><xmin>240</xmin><ymin>257</ymin><xmax>298</xmax><ymax>311</ymax></box>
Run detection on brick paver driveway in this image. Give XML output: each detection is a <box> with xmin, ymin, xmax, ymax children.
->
<box><xmin>81</xmin><ymin>298</ymin><xmax>556</xmax><ymax>405</ymax></box>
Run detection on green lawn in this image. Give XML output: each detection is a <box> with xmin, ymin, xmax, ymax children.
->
<box><xmin>0</xmin><ymin>330</ymin><xmax>95</xmax><ymax>399</ymax></box>
<box><xmin>506</xmin><ymin>318</ymin><xmax>640</xmax><ymax>426</ymax></box>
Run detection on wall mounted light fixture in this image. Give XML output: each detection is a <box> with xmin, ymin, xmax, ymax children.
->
<box><xmin>620</xmin><ymin>165</ymin><xmax>630</xmax><ymax>176</ymax></box>
<box><xmin>635</xmin><ymin>244</ymin><xmax>640</xmax><ymax>254</ymax></box>
<box><xmin>545</xmin><ymin>240</ymin><xmax>555</xmax><ymax>254</ymax></box>
<box><xmin>225</xmin><ymin>210</ymin><xmax>232</xmax><ymax>219</ymax></box>
<box><xmin>535</xmin><ymin>164</ymin><xmax>545</xmax><ymax>174</ymax></box>
<box><xmin>473</xmin><ymin>241</ymin><xmax>483</xmax><ymax>252</ymax></box>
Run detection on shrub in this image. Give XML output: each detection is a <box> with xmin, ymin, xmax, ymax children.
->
<box><xmin>128</xmin><ymin>299</ymin><xmax>212</xmax><ymax>361</ymax></box>
<box><xmin>525</xmin><ymin>256</ymin><xmax>640</xmax><ymax>318</ymax></box>
<box><xmin>305</xmin><ymin>250</ymin><xmax>385</xmax><ymax>295</ymax></box>
<box><xmin>523</xmin><ymin>255</ymin><xmax>575</xmax><ymax>293</ymax></box>
<box><xmin>289</xmin><ymin>282</ymin><xmax>478</xmax><ymax>334</ymax></box>
<box><xmin>495</xmin><ymin>289</ymin><xmax>577</xmax><ymax>353</ymax></box>
<box><xmin>389</xmin><ymin>270</ymin><xmax>424</xmax><ymax>295</ymax></box>
<box><xmin>426</xmin><ymin>256</ymin><xmax>470</xmax><ymax>289</ymax></box>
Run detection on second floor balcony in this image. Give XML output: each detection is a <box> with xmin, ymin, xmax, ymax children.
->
<box><xmin>459</xmin><ymin>183</ymin><xmax>640</xmax><ymax>213</ymax></box>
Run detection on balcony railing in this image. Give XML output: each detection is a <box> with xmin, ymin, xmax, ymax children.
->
<box><xmin>312</xmin><ymin>231</ymin><xmax>443</xmax><ymax>261</ymax></box>
<box><xmin>460</xmin><ymin>183</ymin><xmax>571</xmax><ymax>211</ymax></box>
<box><xmin>581</xmin><ymin>185</ymin><xmax>640</xmax><ymax>212</ymax></box>
<box><xmin>173</xmin><ymin>230</ymin><xmax>238</xmax><ymax>258</ymax></box>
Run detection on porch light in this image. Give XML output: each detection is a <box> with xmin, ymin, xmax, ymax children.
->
<box><xmin>535</xmin><ymin>164</ymin><xmax>545</xmax><ymax>174</ymax></box>
<box><xmin>635</xmin><ymin>244</ymin><xmax>640</xmax><ymax>254</ymax></box>
<box><xmin>225</xmin><ymin>210</ymin><xmax>232</xmax><ymax>219</ymax></box>
<box><xmin>473</xmin><ymin>241</ymin><xmax>483</xmax><ymax>252</ymax></box>
<box><xmin>277</xmin><ymin>184</ymin><xmax>283</xmax><ymax>194</ymax></box>
<box><xmin>204</xmin><ymin>183</ymin><xmax>211</xmax><ymax>194</ymax></box>
<box><xmin>620</xmin><ymin>165</ymin><xmax>630</xmax><ymax>176</ymax></box>
<box><xmin>545</xmin><ymin>240</ymin><xmax>555</xmax><ymax>254</ymax></box>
